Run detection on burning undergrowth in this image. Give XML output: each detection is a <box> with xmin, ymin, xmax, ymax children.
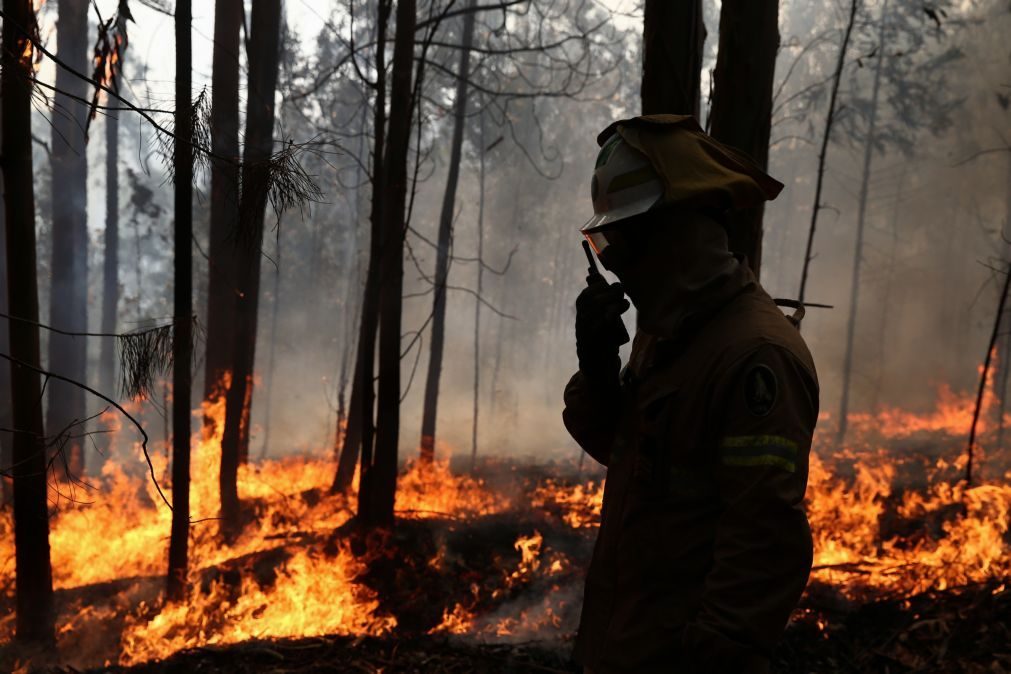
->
<box><xmin>0</xmin><ymin>385</ymin><xmax>1009</xmax><ymax>672</ymax></box>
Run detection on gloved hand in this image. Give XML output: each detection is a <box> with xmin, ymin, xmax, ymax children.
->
<box><xmin>575</xmin><ymin>280</ymin><xmax>630</xmax><ymax>383</ymax></box>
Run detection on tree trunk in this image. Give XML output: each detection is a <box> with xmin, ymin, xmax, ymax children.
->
<box><xmin>98</xmin><ymin>81</ymin><xmax>122</xmax><ymax>464</ymax></box>
<box><xmin>202</xmin><ymin>0</ymin><xmax>243</xmax><ymax>428</ymax></box>
<box><xmin>260</xmin><ymin>229</ymin><xmax>281</xmax><ymax>461</ymax></box>
<box><xmin>997</xmin><ymin>156</ymin><xmax>1011</xmax><ymax>452</ymax></box>
<box><xmin>167</xmin><ymin>0</ymin><xmax>194</xmax><ymax>602</ymax></box>
<box><xmin>838</xmin><ymin>1</ymin><xmax>887</xmax><ymax>444</ymax></box>
<box><xmin>332</xmin><ymin>0</ymin><xmax>392</xmax><ymax>496</ymax></box>
<box><xmin>798</xmin><ymin>0</ymin><xmax>859</xmax><ymax>303</ymax></box>
<box><xmin>708</xmin><ymin>0</ymin><xmax>779</xmax><ymax>278</ymax></box>
<box><xmin>358</xmin><ymin>0</ymin><xmax>416</xmax><ymax>528</ymax></box>
<box><xmin>48</xmin><ymin>0</ymin><xmax>90</xmax><ymax>476</ymax></box>
<box><xmin>0</xmin><ymin>123</ymin><xmax>11</xmax><ymax>508</ymax></box>
<box><xmin>641</xmin><ymin>0</ymin><xmax>705</xmax><ymax>117</ymax></box>
<box><xmin>470</xmin><ymin>105</ymin><xmax>487</xmax><ymax>473</ymax></box>
<box><xmin>419</xmin><ymin>0</ymin><xmax>477</xmax><ymax>464</ymax></box>
<box><xmin>219</xmin><ymin>0</ymin><xmax>283</xmax><ymax>539</ymax></box>
<box><xmin>2</xmin><ymin>0</ymin><xmax>55</xmax><ymax>641</ymax></box>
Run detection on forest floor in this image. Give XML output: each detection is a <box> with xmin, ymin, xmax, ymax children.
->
<box><xmin>82</xmin><ymin>578</ymin><xmax>1010</xmax><ymax>674</ymax></box>
<box><xmin>2</xmin><ymin>457</ymin><xmax>1008</xmax><ymax>673</ymax></box>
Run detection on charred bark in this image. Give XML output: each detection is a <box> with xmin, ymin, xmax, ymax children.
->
<box><xmin>419</xmin><ymin>0</ymin><xmax>477</xmax><ymax>464</ymax></box>
<box><xmin>641</xmin><ymin>0</ymin><xmax>705</xmax><ymax>117</ymax></box>
<box><xmin>358</xmin><ymin>0</ymin><xmax>417</xmax><ymax>528</ymax></box>
<box><xmin>219</xmin><ymin>0</ymin><xmax>283</xmax><ymax>539</ymax></box>
<box><xmin>332</xmin><ymin>0</ymin><xmax>392</xmax><ymax>496</ymax></box>
<box><xmin>708</xmin><ymin>0</ymin><xmax>779</xmax><ymax>278</ymax></box>
<box><xmin>202</xmin><ymin>0</ymin><xmax>243</xmax><ymax>427</ymax></box>
<box><xmin>48</xmin><ymin>0</ymin><xmax>90</xmax><ymax>476</ymax></box>
<box><xmin>167</xmin><ymin>0</ymin><xmax>194</xmax><ymax>602</ymax></box>
<box><xmin>2</xmin><ymin>0</ymin><xmax>55</xmax><ymax>641</ymax></box>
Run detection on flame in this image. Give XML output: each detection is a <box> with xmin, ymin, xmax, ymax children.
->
<box><xmin>0</xmin><ymin>376</ymin><xmax>1009</xmax><ymax>664</ymax></box>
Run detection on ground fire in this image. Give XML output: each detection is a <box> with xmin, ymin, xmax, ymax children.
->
<box><xmin>0</xmin><ymin>379</ymin><xmax>1008</xmax><ymax>671</ymax></box>
<box><xmin>2</xmin><ymin>0</ymin><xmax>1010</xmax><ymax>672</ymax></box>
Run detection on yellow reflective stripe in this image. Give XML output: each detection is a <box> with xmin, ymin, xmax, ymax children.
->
<box><xmin>721</xmin><ymin>454</ymin><xmax>796</xmax><ymax>473</ymax></box>
<box><xmin>719</xmin><ymin>435</ymin><xmax>798</xmax><ymax>473</ymax></box>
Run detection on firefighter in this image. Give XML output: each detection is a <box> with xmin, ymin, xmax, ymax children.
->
<box><xmin>565</xmin><ymin>115</ymin><xmax>820</xmax><ymax>674</ymax></box>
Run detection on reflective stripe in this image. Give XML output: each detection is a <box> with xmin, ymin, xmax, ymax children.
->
<box><xmin>719</xmin><ymin>435</ymin><xmax>798</xmax><ymax>473</ymax></box>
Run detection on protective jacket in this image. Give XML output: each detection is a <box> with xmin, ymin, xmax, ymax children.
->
<box><xmin>565</xmin><ymin>264</ymin><xmax>819</xmax><ymax>673</ymax></box>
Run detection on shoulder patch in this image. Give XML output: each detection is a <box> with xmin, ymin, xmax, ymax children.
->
<box><xmin>744</xmin><ymin>364</ymin><xmax>778</xmax><ymax>417</ymax></box>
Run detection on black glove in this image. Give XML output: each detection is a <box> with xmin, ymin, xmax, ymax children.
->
<box><xmin>575</xmin><ymin>280</ymin><xmax>630</xmax><ymax>383</ymax></box>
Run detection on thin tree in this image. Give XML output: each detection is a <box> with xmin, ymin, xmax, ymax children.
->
<box><xmin>99</xmin><ymin>11</ymin><xmax>129</xmax><ymax>462</ymax></box>
<box><xmin>837</xmin><ymin>0</ymin><xmax>888</xmax><ymax>443</ymax></box>
<box><xmin>798</xmin><ymin>0</ymin><xmax>860</xmax><ymax>303</ymax></box>
<box><xmin>332</xmin><ymin>0</ymin><xmax>392</xmax><ymax>495</ymax></box>
<box><xmin>2</xmin><ymin>0</ymin><xmax>55</xmax><ymax>641</ymax></box>
<box><xmin>419</xmin><ymin>0</ymin><xmax>478</xmax><ymax>464</ymax></box>
<box><xmin>470</xmin><ymin>104</ymin><xmax>487</xmax><ymax>472</ymax></box>
<box><xmin>708</xmin><ymin>0</ymin><xmax>779</xmax><ymax>276</ymax></box>
<box><xmin>48</xmin><ymin>0</ymin><xmax>90</xmax><ymax>476</ymax></box>
<box><xmin>167</xmin><ymin>0</ymin><xmax>194</xmax><ymax>601</ymax></box>
<box><xmin>219</xmin><ymin>0</ymin><xmax>283</xmax><ymax>539</ymax></box>
<box><xmin>641</xmin><ymin>0</ymin><xmax>706</xmax><ymax>116</ymax></box>
<box><xmin>0</xmin><ymin>125</ymin><xmax>11</xmax><ymax>507</ymax></box>
<box><xmin>202</xmin><ymin>0</ymin><xmax>243</xmax><ymax>432</ymax></box>
<box><xmin>358</xmin><ymin>0</ymin><xmax>417</xmax><ymax>527</ymax></box>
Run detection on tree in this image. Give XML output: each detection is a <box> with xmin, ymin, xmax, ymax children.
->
<box><xmin>641</xmin><ymin>0</ymin><xmax>706</xmax><ymax>116</ymax></box>
<box><xmin>357</xmin><ymin>0</ymin><xmax>417</xmax><ymax>527</ymax></box>
<box><xmin>2</xmin><ymin>0</ymin><xmax>55</xmax><ymax>642</ymax></box>
<box><xmin>48</xmin><ymin>0</ymin><xmax>90</xmax><ymax>476</ymax></box>
<box><xmin>99</xmin><ymin>9</ymin><xmax>130</xmax><ymax>460</ymax></box>
<box><xmin>419</xmin><ymin>0</ymin><xmax>478</xmax><ymax>464</ymax></box>
<box><xmin>709</xmin><ymin>0</ymin><xmax>779</xmax><ymax>276</ymax></box>
<box><xmin>332</xmin><ymin>0</ymin><xmax>392</xmax><ymax>495</ymax></box>
<box><xmin>838</xmin><ymin>0</ymin><xmax>888</xmax><ymax>442</ymax></box>
<box><xmin>0</xmin><ymin>126</ymin><xmax>11</xmax><ymax>507</ymax></box>
<box><xmin>167</xmin><ymin>0</ymin><xmax>194</xmax><ymax>601</ymax></box>
<box><xmin>219</xmin><ymin>0</ymin><xmax>283</xmax><ymax>539</ymax></box>
<box><xmin>202</xmin><ymin>0</ymin><xmax>242</xmax><ymax>429</ymax></box>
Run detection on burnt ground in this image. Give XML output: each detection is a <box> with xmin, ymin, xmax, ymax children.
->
<box><xmin>75</xmin><ymin>579</ymin><xmax>1011</xmax><ymax>674</ymax></box>
<box><xmin>75</xmin><ymin>577</ymin><xmax>1009</xmax><ymax>674</ymax></box>
<box><xmin>4</xmin><ymin>460</ymin><xmax>1009</xmax><ymax>673</ymax></box>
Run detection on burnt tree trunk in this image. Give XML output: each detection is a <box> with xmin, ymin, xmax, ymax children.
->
<box><xmin>2</xmin><ymin>0</ymin><xmax>55</xmax><ymax>641</ymax></box>
<box><xmin>838</xmin><ymin>1</ymin><xmax>887</xmax><ymax>444</ymax></box>
<box><xmin>641</xmin><ymin>0</ymin><xmax>705</xmax><ymax>117</ymax></box>
<box><xmin>98</xmin><ymin>77</ymin><xmax>123</xmax><ymax>463</ymax></box>
<box><xmin>219</xmin><ymin>0</ymin><xmax>282</xmax><ymax>539</ymax></box>
<box><xmin>48</xmin><ymin>0</ymin><xmax>90</xmax><ymax>476</ymax></box>
<box><xmin>202</xmin><ymin>0</ymin><xmax>243</xmax><ymax>426</ymax></box>
<box><xmin>0</xmin><ymin>123</ymin><xmax>11</xmax><ymax>507</ymax></box>
<box><xmin>470</xmin><ymin>106</ymin><xmax>487</xmax><ymax>472</ymax></box>
<box><xmin>419</xmin><ymin>0</ymin><xmax>477</xmax><ymax>464</ymax></box>
<box><xmin>332</xmin><ymin>0</ymin><xmax>392</xmax><ymax>495</ymax></box>
<box><xmin>708</xmin><ymin>0</ymin><xmax>779</xmax><ymax>277</ymax></box>
<box><xmin>358</xmin><ymin>0</ymin><xmax>416</xmax><ymax>527</ymax></box>
<box><xmin>167</xmin><ymin>0</ymin><xmax>194</xmax><ymax>602</ymax></box>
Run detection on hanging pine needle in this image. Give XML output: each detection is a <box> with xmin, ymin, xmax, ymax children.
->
<box><xmin>118</xmin><ymin>323</ymin><xmax>175</xmax><ymax>400</ymax></box>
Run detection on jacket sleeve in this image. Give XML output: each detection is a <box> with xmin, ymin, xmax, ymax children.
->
<box><xmin>562</xmin><ymin>369</ymin><xmax>621</xmax><ymax>467</ymax></box>
<box><xmin>682</xmin><ymin>342</ymin><xmax>819</xmax><ymax>670</ymax></box>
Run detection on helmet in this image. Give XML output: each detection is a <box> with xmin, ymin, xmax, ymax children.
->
<box><xmin>582</xmin><ymin>133</ymin><xmax>664</xmax><ymax>240</ymax></box>
<box><xmin>580</xmin><ymin>115</ymin><xmax>784</xmax><ymax>255</ymax></box>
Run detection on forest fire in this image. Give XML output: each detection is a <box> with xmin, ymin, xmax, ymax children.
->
<box><xmin>0</xmin><ymin>382</ymin><xmax>1008</xmax><ymax>669</ymax></box>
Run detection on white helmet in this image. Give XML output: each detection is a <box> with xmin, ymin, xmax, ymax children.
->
<box><xmin>580</xmin><ymin>133</ymin><xmax>663</xmax><ymax>251</ymax></box>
